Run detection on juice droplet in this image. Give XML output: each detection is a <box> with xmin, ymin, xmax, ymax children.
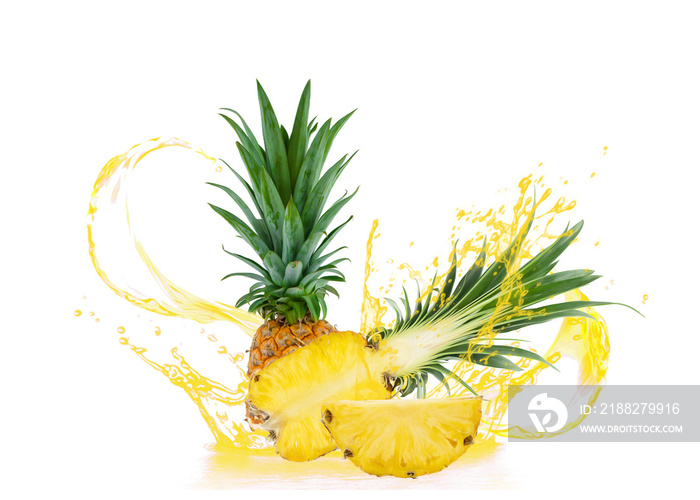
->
<box><xmin>117</xmin><ymin>326</ymin><xmax>126</xmax><ymax>334</ymax></box>
<box><xmin>538</xmin><ymin>162</ymin><xmax>543</xmax><ymax>167</ymax></box>
<box><xmin>594</xmin><ymin>241</ymin><xmax>600</xmax><ymax>246</ymax></box>
<box><xmin>642</xmin><ymin>294</ymin><xmax>649</xmax><ymax>304</ymax></box>
<box><xmin>573</xmin><ymin>334</ymin><xmax>583</xmax><ymax>341</ymax></box>
<box><xmin>155</xmin><ymin>327</ymin><xmax>161</xmax><ymax>336</ymax></box>
<box><xmin>74</xmin><ymin>310</ymin><xmax>82</xmax><ymax>317</ymax></box>
<box><xmin>218</xmin><ymin>346</ymin><xmax>227</xmax><ymax>354</ymax></box>
<box><xmin>94</xmin><ymin>318</ymin><xmax>100</xmax><ymax>323</ymax></box>
<box><xmin>409</xmin><ymin>241</ymin><xmax>415</xmax><ymax>247</ymax></box>
<box><xmin>200</xmin><ymin>328</ymin><xmax>205</xmax><ymax>334</ymax></box>
<box><xmin>591</xmin><ymin>172</ymin><xmax>596</xmax><ymax>178</ymax></box>
<box><xmin>563</xmin><ymin>180</ymin><xmax>569</xmax><ymax>185</ymax></box>
<box><xmin>603</xmin><ymin>146</ymin><xmax>608</xmax><ymax>156</ymax></box>
<box><xmin>610</xmin><ymin>280</ymin><xmax>615</xmax><ymax>285</ymax></box>
<box><xmin>215</xmin><ymin>165</ymin><xmax>222</xmax><ymax>172</ymax></box>
<box><xmin>207</xmin><ymin>334</ymin><xmax>217</xmax><ymax>342</ymax></box>
<box><xmin>89</xmin><ymin>312</ymin><xmax>95</xmax><ymax>316</ymax></box>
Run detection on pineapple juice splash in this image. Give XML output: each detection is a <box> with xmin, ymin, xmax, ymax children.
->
<box><xmin>87</xmin><ymin>139</ymin><xmax>611</xmax><ymax>452</ymax></box>
<box><xmin>87</xmin><ymin>137</ymin><xmax>261</xmax><ymax>332</ymax></box>
<box><xmin>87</xmin><ymin>137</ymin><xmax>266</xmax><ymax>449</ymax></box>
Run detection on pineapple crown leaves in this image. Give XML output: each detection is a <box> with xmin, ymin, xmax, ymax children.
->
<box><xmin>209</xmin><ymin>81</ymin><xmax>357</xmax><ymax>324</ymax></box>
<box><xmin>374</xmin><ymin>200</ymin><xmax>642</xmax><ymax>398</ymax></box>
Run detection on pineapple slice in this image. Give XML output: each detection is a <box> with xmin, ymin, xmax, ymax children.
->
<box><xmin>247</xmin><ymin>331</ymin><xmax>390</xmax><ymax>461</ymax></box>
<box><xmin>322</xmin><ymin>397</ymin><xmax>482</xmax><ymax>478</ymax></box>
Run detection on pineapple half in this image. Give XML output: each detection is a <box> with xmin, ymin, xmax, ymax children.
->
<box><xmin>322</xmin><ymin>398</ymin><xmax>482</xmax><ymax>478</ymax></box>
<box><xmin>212</xmin><ymin>81</ymin><xmax>630</xmax><ymax>464</ymax></box>
<box><xmin>210</xmin><ymin>81</ymin><xmax>367</xmax><ymax>433</ymax></box>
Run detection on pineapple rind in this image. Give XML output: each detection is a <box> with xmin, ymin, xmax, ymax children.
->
<box><xmin>247</xmin><ymin>331</ymin><xmax>390</xmax><ymax>461</ymax></box>
<box><xmin>323</xmin><ymin>398</ymin><xmax>482</xmax><ymax>478</ymax></box>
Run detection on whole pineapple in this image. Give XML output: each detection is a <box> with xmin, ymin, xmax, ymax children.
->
<box><xmin>209</xmin><ymin>81</ymin><xmax>357</xmax><ymax>426</ymax></box>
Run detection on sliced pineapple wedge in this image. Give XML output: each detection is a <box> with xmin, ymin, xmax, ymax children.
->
<box><xmin>247</xmin><ymin>331</ymin><xmax>390</xmax><ymax>461</ymax></box>
<box><xmin>322</xmin><ymin>397</ymin><xmax>482</xmax><ymax>478</ymax></box>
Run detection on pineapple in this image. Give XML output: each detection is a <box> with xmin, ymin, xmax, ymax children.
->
<box><xmin>322</xmin><ymin>398</ymin><xmax>482</xmax><ymax>478</ymax></box>
<box><xmin>209</xmin><ymin>80</ymin><xmax>360</xmax><ymax>429</ymax></box>
<box><xmin>212</xmin><ymin>81</ymin><xmax>628</xmax><ymax>465</ymax></box>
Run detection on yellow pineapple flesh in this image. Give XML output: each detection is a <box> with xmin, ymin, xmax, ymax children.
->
<box><xmin>246</xmin><ymin>331</ymin><xmax>390</xmax><ymax>461</ymax></box>
<box><xmin>322</xmin><ymin>398</ymin><xmax>482</xmax><ymax>478</ymax></box>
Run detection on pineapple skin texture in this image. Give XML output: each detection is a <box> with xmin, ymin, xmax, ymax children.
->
<box><xmin>322</xmin><ymin>398</ymin><xmax>482</xmax><ymax>478</ymax></box>
<box><xmin>247</xmin><ymin>319</ymin><xmax>335</xmax><ymax>377</ymax></box>
<box><xmin>247</xmin><ymin>331</ymin><xmax>391</xmax><ymax>462</ymax></box>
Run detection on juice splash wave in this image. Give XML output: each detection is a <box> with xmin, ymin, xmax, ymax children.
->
<box><xmin>87</xmin><ymin>139</ymin><xmax>610</xmax><ymax>451</ymax></box>
<box><xmin>87</xmin><ymin>137</ymin><xmax>259</xmax><ymax>334</ymax></box>
<box><xmin>88</xmin><ymin>137</ymin><xmax>268</xmax><ymax>448</ymax></box>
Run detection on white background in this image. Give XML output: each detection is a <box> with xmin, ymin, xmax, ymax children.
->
<box><xmin>2</xmin><ymin>1</ymin><xmax>699</xmax><ymax>498</ymax></box>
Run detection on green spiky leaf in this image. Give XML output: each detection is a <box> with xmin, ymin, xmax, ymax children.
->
<box><xmin>256</xmin><ymin>81</ymin><xmax>291</xmax><ymax>203</ymax></box>
<box><xmin>287</xmin><ymin>80</ymin><xmax>311</xmax><ymax>187</ymax></box>
<box><xmin>209</xmin><ymin>204</ymin><xmax>269</xmax><ymax>257</ymax></box>
<box><xmin>283</xmin><ymin>261</ymin><xmax>303</xmax><ymax>286</ymax></box>
<box><xmin>282</xmin><ymin>199</ymin><xmax>304</xmax><ymax>263</ymax></box>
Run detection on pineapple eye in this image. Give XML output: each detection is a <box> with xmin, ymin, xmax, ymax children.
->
<box><xmin>343</xmin><ymin>449</ymin><xmax>354</xmax><ymax>459</ymax></box>
<box><xmin>323</xmin><ymin>409</ymin><xmax>333</xmax><ymax>424</ymax></box>
<box><xmin>406</xmin><ymin>472</ymin><xmax>415</xmax><ymax>478</ymax></box>
<box><xmin>463</xmin><ymin>435</ymin><xmax>474</xmax><ymax>445</ymax></box>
